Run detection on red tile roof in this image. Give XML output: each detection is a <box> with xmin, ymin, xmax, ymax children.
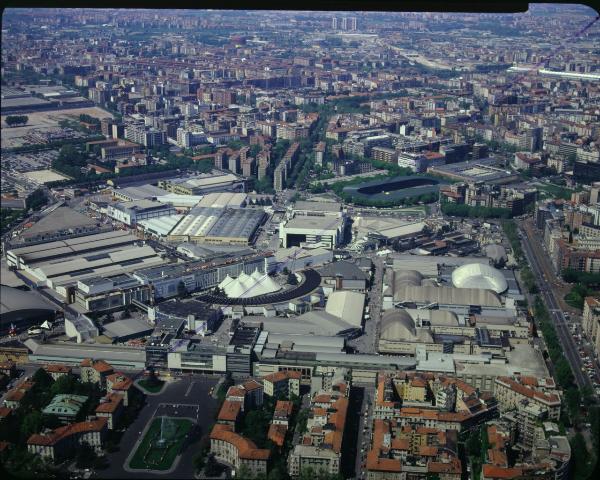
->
<box><xmin>0</xmin><ymin>406</ymin><xmax>13</xmax><ymax>418</ymax></box>
<box><xmin>44</xmin><ymin>364</ymin><xmax>71</xmax><ymax>374</ymax></box>
<box><xmin>210</xmin><ymin>424</ymin><xmax>270</xmax><ymax>461</ymax></box>
<box><xmin>242</xmin><ymin>379</ymin><xmax>263</xmax><ymax>392</ymax></box>
<box><xmin>92</xmin><ymin>360</ymin><xmax>114</xmax><ymax>374</ymax></box>
<box><xmin>263</xmin><ymin>370</ymin><xmax>301</xmax><ymax>383</ymax></box>
<box><xmin>482</xmin><ymin>465</ymin><xmax>524</xmax><ymax>479</ymax></box>
<box><xmin>217</xmin><ymin>400</ymin><xmax>243</xmax><ymax>423</ymax></box>
<box><xmin>268</xmin><ymin>424</ymin><xmax>287</xmax><ymax>447</ymax></box>
<box><xmin>27</xmin><ymin>417</ymin><xmax>108</xmax><ymax>446</ymax></box>
<box><xmin>496</xmin><ymin>376</ymin><xmax>560</xmax><ymax>405</ymax></box>
<box><xmin>95</xmin><ymin>393</ymin><xmax>124</xmax><ymax>414</ymax></box>
<box><xmin>274</xmin><ymin>400</ymin><xmax>294</xmax><ymax>418</ymax></box>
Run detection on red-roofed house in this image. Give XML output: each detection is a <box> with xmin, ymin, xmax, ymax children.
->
<box><xmin>3</xmin><ymin>381</ymin><xmax>35</xmax><ymax>409</ymax></box>
<box><xmin>273</xmin><ymin>400</ymin><xmax>294</xmax><ymax>426</ymax></box>
<box><xmin>81</xmin><ymin>359</ymin><xmax>114</xmax><ymax>388</ymax></box>
<box><xmin>494</xmin><ymin>376</ymin><xmax>561</xmax><ymax>421</ymax></box>
<box><xmin>27</xmin><ymin>417</ymin><xmax>108</xmax><ymax>461</ymax></box>
<box><xmin>267</xmin><ymin>423</ymin><xmax>287</xmax><ymax>448</ymax></box>
<box><xmin>106</xmin><ymin>372</ymin><xmax>135</xmax><ymax>406</ymax></box>
<box><xmin>43</xmin><ymin>364</ymin><xmax>72</xmax><ymax>381</ymax></box>
<box><xmin>263</xmin><ymin>370</ymin><xmax>301</xmax><ymax>399</ymax></box>
<box><xmin>95</xmin><ymin>393</ymin><xmax>125</xmax><ymax>429</ymax></box>
<box><xmin>217</xmin><ymin>400</ymin><xmax>243</xmax><ymax>427</ymax></box>
<box><xmin>0</xmin><ymin>406</ymin><xmax>13</xmax><ymax>422</ymax></box>
<box><xmin>210</xmin><ymin>423</ymin><xmax>270</xmax><ymax>477</ymax></box>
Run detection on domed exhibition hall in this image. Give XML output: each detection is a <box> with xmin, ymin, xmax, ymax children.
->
<box><xmin>451</xmin><ymin>263</ymin><xmax>508</xmax><ymax>294</ymax></box>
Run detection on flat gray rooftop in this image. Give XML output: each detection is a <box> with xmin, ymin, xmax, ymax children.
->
<box><xmin>21</xmin><ymin>206</ymin><xmax>98</xmax><ymax>238</ymax></box>
<box><xmin>25</xmin><ymin>338</ymin><xmax>146</xmax><ymax>365</ymax></box>
<box><xmin>114</xmin><ymin>184</ymin><xmax>169</xmax><ymax>200</ymax></box>
<box><xmin>103</xmin><ymin>317</ymin><xmax>154</xmax><ymax>339</ymax></box>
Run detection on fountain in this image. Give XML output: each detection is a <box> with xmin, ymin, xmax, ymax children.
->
<box><xmin>154</xmin><ymin>416</ymin><xmax>177</xmax><ymax>449</ymax></box>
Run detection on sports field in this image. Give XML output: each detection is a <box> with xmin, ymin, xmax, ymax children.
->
<box><xmin>128</xmin><ymin>417</ymin><xmax>193</xmax><ymax>471</ymax></box>
<box><xmin>343</xmin><ymin>175</ymin><xmax>445</xmax><ymax>202</ymax></box>
<box><xmin>23</xmin><ymin>169</ymin><xmax>70</xmax><ymax>183</ymax></box>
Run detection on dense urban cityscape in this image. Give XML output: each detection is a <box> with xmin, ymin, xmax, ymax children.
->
<box><xmin>0</xmin><ymin>5</ymin><xmax>599</xmax><ymax>480</ymax></box>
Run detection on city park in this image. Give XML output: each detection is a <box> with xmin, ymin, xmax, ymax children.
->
<box><xmin>128</xmin><ymin>416</ymin><xmax>193</xmax><ymax>471</ymax></box>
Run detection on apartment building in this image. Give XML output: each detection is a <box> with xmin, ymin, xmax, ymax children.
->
<box><xmin>482</xmin><ymin>424</ymin><xmax>571</xmax><ymax>480</ymax></box>
<box><xmin>210</xmin><ymin>424</ymin><xmax>270</xmax><ymax>477</ymax></box>
<box><xmin>583</xmin><ymin>297</ymin><xmax>600</xmax><ymax>358</ymax></box>
<box><xmin>493</xmin><ymin>376</ymin><xmax>561</xmax><ymax>421</ymax></box>
<box><xmin>27</xmin><ymin>417</ymin><xmax>108</xmax><ymax>461</ymax></box>
<box><xmin>373</xmin><ymin>372</ymin><xmax>498</xmax><ymax>431</ymax></box>
<box><xmin>288</xmin><ymin>384</ymin><xmax>349</xmax><ymax>478</ymax></box>
<box><xmin>263</xmin><ymin>370</ymin><xmax>301</xmax><ymax>398</ymax></box>
<box><xmin>43</xmin><ymin>364</ymin><xmax>72</xmax><ymax>381</ymax></box>
<box><xmin>80</xmin><ymin>359</ymin><xmax>114</xmax><ymax>388</ymax></box>
<box><xmin>372</xmin><ymin>146</ymin><xmax>398</xmax><ymax>163</ymax></box>
<box><xmin>3</xmin><ymin>380</ymin><xmax>35</xmax><ymax>409</ymax></box>
<box><xmin>124</xmin><ymin>123</ymin><xmax>167</xmax><ymax>147</ymax></box>
<box><xmin>106</xmin><ymin>372</ymin><xmax>135</xmax><ymax>406</ymax></box>
<box><xmin>95</xmin><ymin>392</ymin><xmax>125</xmax><ymax>429</ymax></box>
<box><xmin>365</xmin><ymin>422</ymin><xmax>462</xmax><ymax>480</ymax></box>
<box><xmin>42</xmin><ymin>394</ymin><xmax>88</xmax><ymax>424</ymax></box>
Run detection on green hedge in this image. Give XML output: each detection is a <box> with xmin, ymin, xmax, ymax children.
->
<box><xmin>442</xmin><ymin>202</ymin><xmax>512</xmax><ymax>219</ymax></box>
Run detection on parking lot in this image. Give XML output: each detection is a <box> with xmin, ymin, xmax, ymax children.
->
<box><xmin>1</xmin><ymin>107</ymin><xmax>113</xmax><ymax>148</ymax></box>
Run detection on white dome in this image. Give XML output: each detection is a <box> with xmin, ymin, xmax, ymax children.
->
<box><xmin>451</xmin><ymin>263</ymin><xmax>508</xmax><ymax>294</ymax></box>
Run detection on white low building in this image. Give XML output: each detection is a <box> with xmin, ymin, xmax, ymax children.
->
<box><xmin>279</xmin><ymin>215</ymin><xmax>345</xmax><ymax>249</ymax></box>
<box><xmin>107</xmin><ymin>200</ymin><xmax>176</xmax><ymax>227</ymax></box>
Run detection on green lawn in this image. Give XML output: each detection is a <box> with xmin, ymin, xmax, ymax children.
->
<box><xmin>129</xmin><ymin>417</ymin><xmax>193</xmax><ymax>471</ymax></box>
<box><xmin>137</xmin><ymin>378</ymin><xmax>165</xmax><ymax>393</ymax></box>
<box><xmin>537</xmin><ymin>183</ymin><xmax>579</xmax><ymax>200</ymax></box>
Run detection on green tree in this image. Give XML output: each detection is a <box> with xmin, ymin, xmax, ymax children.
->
<box><xmin>79</xmin><ymin>114</ymin><xmax>101</xmax><ymax>125</ymax></box>
<box><xmin>237</xmin><ymin>464</ymin><xmax>253</xmax><ymax>479</ymax></box>
<box><xmin>75</xmin><ymin>443</ymin><xmax>97</xmax><ymax>468</ymax></box>
<box><xmin>32</xmin><ymin>368</ymin><xmax>53</xmax><ymax>390</ymax></box>
<box><xmin>465</xmin><ymin>427</ymin><xmax>482</xmax><ymax>457</ymax></box>
<box><xmin>564</xmin><ymin>283</ymin><xmax>594</xmax><ymax>310</ymax></box>
<box><xmin>555</xmin><ymin>359</ymin><xmax>574</xmax><ymax>388</ymax></box>
<box><xmin>193</xmin><ymin>452</ymin><xmax>206</xmax><ymax>473</ymax></box>
<box><xmin>26</xmin><ymin>189</ymin><xmax>47</xmax><ymax>211</ymax></box>
<box><xmin>204</xmin><ymin>453</ymin><xmax>221</xmax><ymax>477</ymax></box>
<box><xmin>20</xmin><ymin>411</ymin><xmax>43</xmax><ymax>442</ymax></box>
<box><xmin>5</xmin><ymin>115</ymin><xmax>28</xmax><ymax>127</ymax></box>
<box><xmin>564</xmin><ymin>387</ymin><xmax>581</xmax><ymax>421</ymax></box>
<box><xmin>50</xmin><ymin>374</ymin><xmax>78</xmax><ymax>396</ymax></box>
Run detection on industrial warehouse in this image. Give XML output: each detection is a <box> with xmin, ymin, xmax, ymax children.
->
<box><xmin>167</xmin><ymin>207</ymin><xmax>266</xmax><ymax>245</ymax></box>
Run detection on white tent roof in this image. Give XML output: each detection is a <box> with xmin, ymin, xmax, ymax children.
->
<box><xmin>218</xmin><ymin>270</ymin><xmax>281</xmax><ymax>298</ymax></box>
